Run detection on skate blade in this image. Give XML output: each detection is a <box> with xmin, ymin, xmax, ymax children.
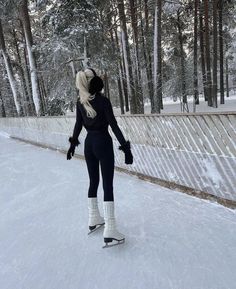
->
<box><xmin>88</xmin><ymin>223</ymin><xmax>105</xmax><ymax>235</ymax></box>
<box><xmin>102</xmin><ymin>239</ymin><xmax>125</xmax><ymax>249</ymax></box>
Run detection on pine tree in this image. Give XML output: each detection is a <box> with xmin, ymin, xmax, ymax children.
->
<box><xmin>0</xmin><ymin>19</ymin><xmax>22</xmax><ymax>115</ymax></box>
<box><xmin>19</xmin><ymin>0</ymin><xmax>41</xmax><ymax>115</ymax></box>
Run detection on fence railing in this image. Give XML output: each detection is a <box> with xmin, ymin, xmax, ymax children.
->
<box><xmin>0</xmin><ymin>111</ymin><xmax>236</xmax><ymax>204</ymax></box>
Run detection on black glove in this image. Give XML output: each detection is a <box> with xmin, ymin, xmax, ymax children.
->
<box><xmin>67</xmin><ymin>137</ymin><xmax>80</xmax><ymax>160</ymax></box>
<box><xmin>119</xmin><ymin>141</ymin><xmax>133</xmax><ymax>165</ymax></box>
<box><xmin>124</xmin><ymin>150</ymin><xmax>133</xmax><ymax>165</ymax></box>
<box><xmin>67</xmin><ymin>145</ymin><xmax>75</xmax><ymax>160</ymax></box>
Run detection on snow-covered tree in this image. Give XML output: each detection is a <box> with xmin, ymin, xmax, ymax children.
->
<box><xmin>0</xmin><ymin>0</ymin><xmax>236</xmax><ymax>116</ymax></box>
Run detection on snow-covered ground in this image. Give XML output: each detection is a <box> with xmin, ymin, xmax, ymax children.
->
<box><xmin>156</xmin><ymin>94</ymin><xmax>236</xmax><ymax>114</ymax></box>
<box><xmin>114</xmin><ymin>94</ymin><xmax>236</xmax><ymax>115</ymax></box>
<box><xmin>1</xmin><ymin>135</ymin><xmax>236</xmax><ymax>289</ymax></box>
<box><xmin>67</xmin><ymin>94</ymin><xmax>236</xmax><ymax>116</ymax></box>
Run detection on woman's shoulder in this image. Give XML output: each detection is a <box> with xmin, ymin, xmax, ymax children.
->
<box><xmin>95</xmin><ymin>93</ymin><xmax>110</xmax><ymax>104</ymax></box>
<box><xmin>95</xmin><ymin>92</ymin><xmax>105</xmax><ymax>98</ymax></box>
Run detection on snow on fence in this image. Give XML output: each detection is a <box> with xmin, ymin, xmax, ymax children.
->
<box><xmin>0</xmin><ymin>112</ymin><xmax>236</xmax><ymax>204</ymax></box>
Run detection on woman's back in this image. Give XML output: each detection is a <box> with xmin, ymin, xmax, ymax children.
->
<box><xmin>77</xmin><ymin>92</ymin><xmax>108</xmax><ymax>131</ymax></box>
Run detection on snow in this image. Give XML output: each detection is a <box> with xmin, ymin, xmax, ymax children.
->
<box><xmin>113</xmin><ymin>94</ymin><xmax>236</xmax><ymax>115</ymax></box>
<box><xmin>158</xmin><ymin>94</ymin><xmax>236</xmax><ymax>114</ymax></box>
<box><xmin>0</xmin><ymin>135</ymin><xmax>236</xmax><ymax>289</ymax></box>
<box><xmin>66</xmin><ymin>94</ymin><xmax>236</xmax><ymax>116</ymax></box>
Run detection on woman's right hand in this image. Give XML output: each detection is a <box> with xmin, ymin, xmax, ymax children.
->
<box><xmin>67</xmin><ymin>145</ymin><xmax>75</xmax><ymax>160</ymax></box>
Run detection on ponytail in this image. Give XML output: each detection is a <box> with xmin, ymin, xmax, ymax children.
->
<box><xmin>75</xmin><ymin>70</ymin><xmax>97</xmax><ymax>118</ymax></box>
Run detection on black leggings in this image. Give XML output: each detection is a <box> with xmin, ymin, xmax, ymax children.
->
<box><xmin>84</xmin><ymin>131</ymin><xmax>114</xmax><ymax>202</ymax></box>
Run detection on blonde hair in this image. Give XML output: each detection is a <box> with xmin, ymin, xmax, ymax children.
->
<box><xmin>75</xmin><ymin>69</ymin><xmax>97</xmax><ymax>118</ymax></box>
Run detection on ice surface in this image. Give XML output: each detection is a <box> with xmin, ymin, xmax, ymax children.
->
<box><xmin>0</xmin><ymin>135</ymin><xmax>236</xmax><ymax>289</ymax></box>
<box><xmin>0</xmin><ymin>131</ymin><xmax>10</xmax><ymax>138</ymax></box>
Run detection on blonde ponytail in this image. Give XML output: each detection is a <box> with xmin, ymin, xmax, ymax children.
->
<box><xmin>75</xmin><ymin>70</ymin><xmax>97</xmax><ymax>118</ymax></box>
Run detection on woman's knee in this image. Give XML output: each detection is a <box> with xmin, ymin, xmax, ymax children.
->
<box><xmin>89</xmin><ymin>176</ymin><xmax>99</xmax><ymax>188</ymax></box>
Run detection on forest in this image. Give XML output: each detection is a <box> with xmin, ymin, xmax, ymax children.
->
<box><xmin>0</xmin><ymin>0</ymin><xmax>235</xmax><ymax>117</ymax></box>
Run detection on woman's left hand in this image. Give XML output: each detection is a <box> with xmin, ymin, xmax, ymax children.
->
<box><xmin>119</xmin><ymin>141</ymin><xmax>133</xmax><ymax>165</ymax></box>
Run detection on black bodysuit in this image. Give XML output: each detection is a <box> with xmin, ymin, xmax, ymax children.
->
<box><xmin>72</xmin><ymin>93</ymin><xmax>127</xmax><ymax>201</ymax></box>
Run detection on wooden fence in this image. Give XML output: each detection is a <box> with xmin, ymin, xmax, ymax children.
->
<box><xmin>0</xmin><ymin>111</ymin><xmax>236</xmax><ymax>205</ymax></box>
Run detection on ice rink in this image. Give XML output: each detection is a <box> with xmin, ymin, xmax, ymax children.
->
<box><xmin>1</xmin><ymin>134</ymin><xmax>236</xmax><ymax>289</ymax></box>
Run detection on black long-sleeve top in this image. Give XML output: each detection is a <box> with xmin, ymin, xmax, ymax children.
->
<box><xmin>72</xmin><ymin>93</ymin><xmax>126</xmax><ymax>146</ymax></box>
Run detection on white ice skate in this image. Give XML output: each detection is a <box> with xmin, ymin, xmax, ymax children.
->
<box><xmin>88</xmin><ymin>198</ymin><xmax>105</xmax><ymax>234</ymax></box>
<box><xmin>103</xmin><ymin>201</ymin><xmax>125</xmax><ymax>248</ymax></box>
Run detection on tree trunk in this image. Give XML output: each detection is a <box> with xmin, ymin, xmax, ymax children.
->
<box><xmin>20</xmin><ymin>0</ymin><xmax>41</xmax><ymax>115</ymax></box>
<box><xmin>117</xmin><ymin>0</ymin><xmax>137</xmax><ymax>114</ymax></box>
<box><xmin>212</xmin><ymin>0</ymin><xmax>218</xmax><ymax>108</ymax></box>
<box><xmin>114</xmin><ymin>27</ymin><xmax>128</xmax><ymax>112</ymax></box>
<box><xmin>104</xmin><ymin>71</ymin><xmax>110</xmax><ymax>100</ymax></box>
<box><xmin>144</xmin><ymin>0</ymin><xmax>154</xmax><ymax>111</ymax></box>
<box><xmin>153</xmin><ymin>4</ymin><xmax>158</xmax><ymax>112</ymax></box>
<box><xmin>0</xmin><ymin>88</ymin><xmax>6</xmax><ymax>117</ymax></box>
<box><xmin>139</xmin><ymin>0</ymin><xmax>153</xmax><ymax>108</ymax></box>
<box><xmin>225</xmin><ymin>56</ymin><xmax>229</xmax><ymax>98</ymax></box>
<box><xmin>83</xmin><ymin>31</ymin><xmax>90</xmax><ymax>68</ymax></box>
<box><xmin>219</xmin><ymin>0</ymin><xmax>224</xmax><ymax>104</ymax></box>
<box><xmin>153</xmin><ymin>0</ymin><xmax>162</xmax><ymax>113</ymax></box>
<box><xmin>20</xmin><ymin>20</ymin><xmax>35</xmax><ymax>115</ymax></box>
<box><xmin>120</xmin><ymin>59</ymin><xmax>129</xmax><ymax>112</ymax></box>
<box><xmin>204</xmin><ymin>0</ymin><xmax>213</xmax><ymax>106</ymax></box>
<box><xmin>177</xmin><ymin>10</ymin><xmax>188</xmax><ymax>112</ymax></box>
<box><xmin>23</xmin><ymin>43</ymin><xmax>35</xmax><ymax>115</ymax></box>
<box><xmin>129</xmin><ymin>0</ymin><xmax>144</xmax><ymax>113</ymax></box>
<box><xmin>12</xmin><ymin>26</ymin><xmax>30</xmax><ymax>116</ymax></box>
<box><xmin>193</xmin><ymin>0</ymin><xmax>199</xmax><ymax>112</ymax></box>
<box><xmin>199</xmin><ymin>1</ymin><xmax>208</xmax><ymax>101</ymax></box>
<box><xmin>0</xmin><ymin>19</ymin><xmax>21</xmax><ymax>116</ymax></box>
<box><xmin>117</xmin><ymin>74</ymin><xmax>125</xmax><ymax>114</ymax></box>
<box><xmin>40</xmin><ymin>76</ymin><xmax>48</xmax><ymax>111</ymax></box>
<box><xmin>116</xmin><ymin>28</ymin><xmax>129</xmax><ymax>112</ymax></box>
<box><xmin>157</xmin><ymin>0</ymin><xmax>163</xmax><ymax>110</ymax></box>
<box><xmin>38</xmin><ymin>76</ymin><xmax>47</xmax><ymax>115</ymax></box>
<box><xmin>108</xmin><ymin>15</ymin><xmax>125</xmax><ymax>114</ymax></box>
<box><xmin>69</xmin><ymin>60</ymin><xmax>76</xmax><ymax>78</ymax></box>
<box><xmin>121</xmin><ymin>30</ymin><xmax>132</xmax><ymax>102</ymax></box>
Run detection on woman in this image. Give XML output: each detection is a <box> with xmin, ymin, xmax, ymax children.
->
<box><xmin>67</xmin><ymin>68</ymin><xmax>133</xmax><ymax>247</ymax></box>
